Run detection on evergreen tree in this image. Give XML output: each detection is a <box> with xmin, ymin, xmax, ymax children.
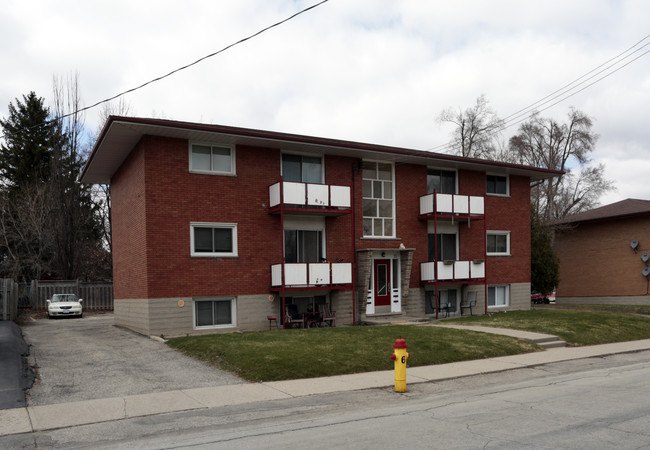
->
<box><xmin>0</xmin><ymin>92</ymin><xmax>56</xmax><ymax>190</ymax></box>
<box><xmin>531</xmin><ymin>207</ymin><xmax>559</xmax><ymax>295</ymax></box>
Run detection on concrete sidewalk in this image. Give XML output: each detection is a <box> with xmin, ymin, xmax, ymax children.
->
<box><xmin>2</xmin><ymin>336</ymin><xmax>650</xmax><ymax>437</ymax></box>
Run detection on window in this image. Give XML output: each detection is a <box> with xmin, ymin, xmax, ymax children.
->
<box><xmin>488</xmin><ymin>285</ymin><xmax>509</xmax><ymax>307</ymax></box>
<box><xmin>284</xmin><ymin>230</ymin><xmax>323</xmax><ymax>263</ymax></box>
<box><xmin>487</xmin><ymin>231</ymin><xmax>510</xmax><ymax>255</ymax></box>
<box><xmin>282</xmin><ymin>154</ymin><xmax>322</xmax><ymax>183</ymax></box>
<box><xmin>190</xmin><ymin>143</ymin><xmax>235</xmax><ymax>175</ymax></box>
<box><xmin>428</xmin><ymin>233</ymin><xmax>457</xmax><ymax>261</ymax></box>
<box><xmin>191</xmin><ymin>223</ymin><xmax>238</xmax><ymax>257</ymax></box>
<box><xmin>194</xmin><ymin>298</ymin><xmax>236</xmax><ymax>328</ymax></box>
<box><xmin>486</xmin><ymin>174</ymin><xmax>508</xmax><ymax>195</ymax></box>
<box><xmin>362</xmin><ymin>161</ymin><xmax>394</xmax><ymax>237</ymax></box>
<box><xmin>427</xmin><ymin>169</ymin><xmax>456</xmax><ymax>194</ymax></box>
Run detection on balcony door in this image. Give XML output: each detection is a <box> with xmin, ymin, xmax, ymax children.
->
<box><xmin>428</xmin><ymin>233</ymin><xmax>457</xmax><ymax>261</ymax></box>
<box><xmin>284</xmin><ymin>230</ymin><xmax>322</xmax><ymax>263</ymax></box>
<box><xmin>282</xmin><ymin>154</ymin><xmax>322</xmax><ymax>184</ymax></box>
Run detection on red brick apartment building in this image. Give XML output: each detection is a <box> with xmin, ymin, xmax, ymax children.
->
<box><xmin>554</xmin><ymin>199</ymin><xmax>650</xmax><ymax>305</ymax></box>
<box><xmin>80</xmin><ymin>117</ymin><xmax>560</xmax><ymax>336</ymax></box>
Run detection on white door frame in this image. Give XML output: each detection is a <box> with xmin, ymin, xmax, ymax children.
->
<box><xmin>366</xmin><ymin>251</ymin><xmax>401</xmax><ymax>314</ymax></box>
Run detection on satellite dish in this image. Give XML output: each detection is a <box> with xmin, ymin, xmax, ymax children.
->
<box><xmin>642</xmin><ymin>252</ymin><xmax>650</xmax><ymax>263</ymax></box>
<box><xmin>631</xmin><ymin>240</ymin><xmax>639</xmax><ymax>253</ymax></box>
<box><xmin>643</xmin><ymin>267</ymin><xmax>650</xmax><ymax>278</ymax></box>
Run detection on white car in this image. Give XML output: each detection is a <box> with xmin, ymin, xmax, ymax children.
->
<box><xmin>47</xmin><ymin>294</ymin><xmax>83</xmax><ymax>319</ymax></box>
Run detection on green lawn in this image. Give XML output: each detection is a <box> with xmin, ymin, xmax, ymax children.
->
<box><xmin>166</xmin><ymin>308</ymin><xmax>650</xmax><ymax>382</ymax></box>
<box><xmin>451</xmin><ymin>309</ymin><xmax>650</xmax><ymax>346</ymax></box>
<box><xmin>167</xmin><ymin>325</ymin><xmax>540</xmax><ymax>382</ymax></box>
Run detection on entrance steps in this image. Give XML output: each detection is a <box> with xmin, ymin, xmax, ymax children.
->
<box><xmin>532</xmin><ymin>336</ymin><xmax>568</xmax><ymax>349</ymax></box>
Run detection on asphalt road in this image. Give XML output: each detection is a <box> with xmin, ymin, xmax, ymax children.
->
<box><xmin>21</xmin><ymin>314</ymin><xmax>243</xmax><ymax>406</ymax></box>
<box><xmin>3</xmin><ymin>350</ymin><xmax>650</xmax><ymax>449</ymax></box>
<box><xmin>0</xmin><ymin>321</ymin><xmax>34</xmax><ymax>409</ymax></box>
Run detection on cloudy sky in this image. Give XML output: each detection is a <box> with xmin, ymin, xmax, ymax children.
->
<box><xmin>1</xmin><ymin>0</ymin><xmax>649</xmax><ymax>205</ymax></box>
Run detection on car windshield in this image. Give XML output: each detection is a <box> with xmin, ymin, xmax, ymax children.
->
<box><xmin>52</xmin><ymin>294</ymin><xmax>78</xmax><ymax>303</ymax></box>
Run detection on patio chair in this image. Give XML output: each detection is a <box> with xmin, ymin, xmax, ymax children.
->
<box><xmin>319</xmin><ymin>303</ymin><xmax>336</xmax><ymax>327</ymax></box>
<box><xmin>460</xmin><ymin>291</ymin><xmax>477</xmax><ymax>316</ymax></box>
<box><xmin>285</xmin><ymin>304</ymin><xmax>304</xmax><ymax>328</ymax></box>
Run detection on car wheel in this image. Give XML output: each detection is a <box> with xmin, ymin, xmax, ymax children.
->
<box><xmin>47</xmin><ymin>314</ymin><xmax>51</xmax><ymax>319</ymax></box>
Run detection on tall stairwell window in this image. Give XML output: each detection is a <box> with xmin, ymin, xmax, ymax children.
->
<box><xmin>362</xmin><ymin>161</ymin><xmax>394</xmax><ymax>238</ymax></box>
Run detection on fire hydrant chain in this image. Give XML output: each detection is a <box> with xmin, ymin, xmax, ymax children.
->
<box><xmin>390</xmin><ymin>337</ymin><xmax>410</xmax><ymax>393</ymax></box>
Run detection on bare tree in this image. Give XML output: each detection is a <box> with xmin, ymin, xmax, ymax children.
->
<box><xmin>0</xmin><ymin>184</ymin><xmax>54</xmax><ymax>280</ymax></box>
<box><xmin>50</xmin><ymin>73</ymin><xmax>105</xmax><ymax>279</ymax></box>
<box><xmin>438</xmin><ymin>95</ymin><xmax>505</xmax><ymax>159</ymax></box>
<box><xmin>91</xmin><ymin>99</ymin><xmax>132</xmax><ymax>253</ymax></box>
<box><xmin>509</xmin><ymin>109</ymin><xmax>614</xmax><ymax>221</ymax></box>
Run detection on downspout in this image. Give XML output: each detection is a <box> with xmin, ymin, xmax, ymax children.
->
<box><xmin>434</xmin><ymin>190</ymin><xmax>439</xmax><ymax>320</ymax></box>
<box><xmin>351</xmin><ymin>163</ymin><xmax>357</xmax><ymax>325</ymax></box>
<box><xmin>484</xmin><ymin>202</ymin><xmax>488</xmax><ymax>315</ymax></box>
<box><xmin>280</xmin><ymin>180</ymin><xmax>286</xmax><ymax>328</ymax></box>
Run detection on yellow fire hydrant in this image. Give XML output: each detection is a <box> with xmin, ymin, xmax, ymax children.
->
<box><xmin>390</xmin><ymin>337</ymin><xmax>410</xmax><ymax>392</ymax></box>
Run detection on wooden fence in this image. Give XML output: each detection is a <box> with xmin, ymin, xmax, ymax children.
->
<box><xmin>0</xmin><ymin>279</ymin><xmax>19</xmax><ymax>321</ymax></box>
<box><xmin>21</xmin><ymin>280</ymin><xmax>113</xmax><ymax>311</ymax></box>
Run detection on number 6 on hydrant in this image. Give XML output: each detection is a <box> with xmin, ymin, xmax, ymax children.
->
<box><xmin>390</xmin><ymin>337</ymin><xmax>410</xmax><ymax>392</ymax></box>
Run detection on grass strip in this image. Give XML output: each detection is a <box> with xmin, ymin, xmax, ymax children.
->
<box><xmin>167</xmin><ymin>325</ymin><xmax>540</xmax><ymax>382</ymax></box>
<box><xmin>451</xmin><ymin>309</ymin><xmax>650</xmax><ymax>346</ymax></box>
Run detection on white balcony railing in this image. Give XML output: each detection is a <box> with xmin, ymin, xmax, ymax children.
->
<box><xmin>420</xmin><ymin>260</ymin><xmax>485</xmax><ymax>282</ymax></box>
<box><xmin>419</xmin><ymin>193</ymin><xmax>484</xmax><ymax>217</ymax></box>
<box><xmin>269</xmin><ymin>182</ymin><xmax>351</xmax><ymax>209</ymax></box>
<box><xmin>271</xmin><ymin>262</ymin><xmax>353</xmax><ymax>287</ymax></box>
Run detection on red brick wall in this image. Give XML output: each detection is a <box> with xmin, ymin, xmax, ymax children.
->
<box><xmin>555</xmin><ymin>215</ymin><xmax>650</xmax><ymax>297</ymax></box>
<box><xmin>484</xmin><ymin>175</ymin><xmax>531</xmax><ymax>284</ymax></box>
<box><xmin>111</xmin><ymin>141</ymin><xmax>148</xmax><ymax>299</ymax></box>
<box><xmin>111</xmin><ymin>136</ymin><xmax>533</xmax><ymax>299</ymax></box>
<box><xmin>140</xmin><ymin>137</ymin><xmax>284</xmax><ymax>298</ymax></box>
<box><xmin>324</xmin><ymin>156</ymin><xmax>355</xmax><ymax>265</ymax></box>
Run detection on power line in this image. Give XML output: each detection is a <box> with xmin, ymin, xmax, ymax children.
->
<box><xmin>71</xmin><ymin>0</ymin><xmax>330</xmax><ymax>119</ymax></box>
<box><xmin>427</xmin><ymin>33</ymin><xmax>650</xmax><ymax>154</ymax></box>
<box><xmin>0</xmin><ymin>0</ymin><xmax>330</xmax><ymax>140</ymax></box>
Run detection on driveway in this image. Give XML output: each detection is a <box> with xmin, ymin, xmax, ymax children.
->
<box><xmin>21</xmin><ymin>314</ymin><xmax>243</xmax><ymax>406</ymax></box>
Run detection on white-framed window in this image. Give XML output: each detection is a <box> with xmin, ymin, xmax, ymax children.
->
<box><xmin>488</xmin><ymin>285</ymin><xmax>509</xmax><ymax>307</ymax></box>
<box><xmin>191</xmin><ymin>223</ymin><xmax>238</xmax><ymax>257</ymax></box>
<box><xmin>362</xmin><ymin>161</ymin><xmax>395</xmax><ymax>238</ymax></box>
<box><xmin>193</xmin><ymin>297</ymin><xmax>237</xmax><ymax>329</ymax></box>
<box><xmin>486</xmin><ymin>174</ymin><xmax>508</xmax><ymax>196</ymax></box>
<box><xmin>189</xmin><ymin>143</ymin><xmax>236</xmax><ymax>175</ymax></box>
<box><xmin>487</xmin><ymin>231</ymin><xmax>510</xmax><ymax>255</ymax></box>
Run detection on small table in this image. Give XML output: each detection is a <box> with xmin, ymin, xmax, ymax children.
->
<box><xmin>267</xmin><ymin>315</ymin><xmax>278</xmax><ymax>330</ymax></box>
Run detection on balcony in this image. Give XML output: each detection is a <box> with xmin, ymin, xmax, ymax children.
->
<box><xmin>419</xmin><ymin>193</ymin><xmax>484</xmax><ymax>220</ymax></box>
<box><xmin>269</xmin><ymin>182</ymin><xmax>351</xmax><ymax>215</ymax></box>
<box><xmin>271</xmin><ymin>262</ymin><xmax>353</xmax><ymax>290</ymax></box>
<box><xmin>420</xmin><ymin>260</ymin><xmax>485</xmax><ymax>283</ymax></box>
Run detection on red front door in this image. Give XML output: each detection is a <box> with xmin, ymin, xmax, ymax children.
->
<box><xmin>374</xmin><ymin>259</ymin><xmax>391</xmax><ymax>307</ymax></box>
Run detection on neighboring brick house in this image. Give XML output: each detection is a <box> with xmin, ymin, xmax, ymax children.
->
<box><xmin>554</xmin><ymin>199</ymin><xmax>650</xmax><ymax>305</ymax></box>
<box><xmin>80</xmin><ymin>116</ymin><xmax>560</xmax><ymax>336</ymax></box>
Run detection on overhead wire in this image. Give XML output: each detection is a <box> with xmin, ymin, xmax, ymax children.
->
<box><xmin>425</xmin><ymin>33</ymin><xmax>650</xmax><ymax>154</ymax></box>
<box><xmin>0</xmin><ymin>0</ymin><xmax>329</xmax><ymax>141</ymax></box>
